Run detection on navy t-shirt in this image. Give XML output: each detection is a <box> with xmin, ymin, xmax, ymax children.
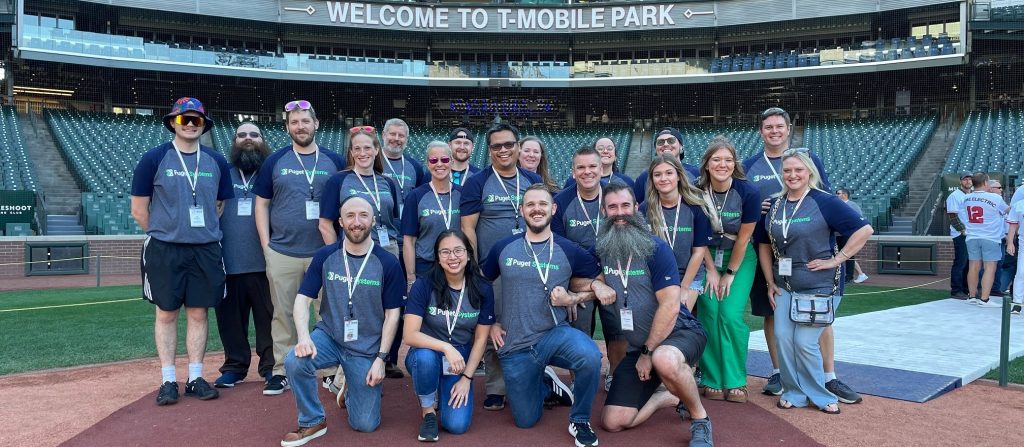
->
<box><xmin>552</xmin><ymin>185</ymin><xmax>603</xmax><ymax>249</ymax></box>
<box><xmin>704</xmin><ymin>179</ymin><xmax>762</xmax><ymax>251</ymax></box>
<box><xmin>742</xmin><ymin>151</ymin><xmax>832</xmax><ymax>202</ymax></box>
<box><xmin>634</xmin><ymin>163</ymin><xmax>700</xmax><ymax>205</ymax></box>
<box><xmin>130</xmin><ymin>142</ymin><xmax>233</xmax><ymax>244</ymax></box>
<box><xmin>252</xmin><ymin>146</ymin><xmax>347</xmax><ymax>257</ymax></box>
<box><xmin>639</xmin><ymin>201</ymin><xmax>713</xmax><ymax>275</ymax></box>
<box><xmin>460</xmin><ymin>166</ymin><xmax>542</xmax><ymax>259</ymax></box>
<box><xmin>401</xmin><ymin>183</ymin><xmax>462</xmax><ymax>263</ymax></box>
<box><xmin>220</xmin><ymin>167</ymin><xmax>265</xmax><ymax>274</ymax></box>
<box><xmin>320</xmin><ymin>171</ymin><xmax>401</xmax><ymax>246</ymax></box>
<box><xmin>405</xmin><ymin>277</ymin><xmax>496</xmax><ymax>347</ymax></box>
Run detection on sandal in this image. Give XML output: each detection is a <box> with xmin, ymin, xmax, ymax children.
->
<box><xmin>821</xmin><ymin>403</ymin><xmax>840</xmax><ymax>415</ymax></box>
<box><xmin>705</xmin><ymin>387</ymin><xmax>725</xmax><ymax>400</ymax></box>
<box><xmin>725</xmin><ymin>387</ymin><xmax>748</xmax><ymax>403</ymax></box>
<box><xmin>776</xmin><ymin>399</ymin><xmax>795</xmax><ymax>410</ymax></box>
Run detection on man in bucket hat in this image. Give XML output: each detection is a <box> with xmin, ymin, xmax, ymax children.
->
<box><xmin>131</xmin><ymin>97</ymin><xmax>234</xmax><ymax>406</ymax></box>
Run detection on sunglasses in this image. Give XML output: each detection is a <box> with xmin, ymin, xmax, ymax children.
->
<box><xmin>655</xmin><ymin>137</ymin><xmax>677</xmax><ymax>146</ymax></box>
<box><xmin>350</xmin><ymin>126</ymin><xmax>375</xmax><ymax>134</ymax></box>
<box><xmin>488</xmin><ymin>141</ymin><xmax>517</xmax><ymax>151</ymax></box>
<box><xmin>173</xmin><ymin>115</ymin><xmax>205</xmax><ymax>127</ymax></box>
<box><xmin>284</xmin><ymin>100</ymin><xmax>312</xmax><ymax>112</ymax></box>
<box><xmin>428</xmin><ymin>156</ymin><xmax>451</xmax><ymax>165</ymax></box>
<box><xmin>782</xmin><ymin>147</ymin><xmax>810</xmax><ymax>156</ymax></box>
<box><xmin>236</xmin><ymin>131</ymin><xmax>261</xmax><ymax>139</ymax></box>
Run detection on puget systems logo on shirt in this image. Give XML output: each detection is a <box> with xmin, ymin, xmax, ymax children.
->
<box><xmin>603</xmin><ymin>265</ymin><xmax>647</xmax><ymax>277</ymax></box>
<box><xmin>568</xmin><ymin>218</ymin><xmax>598</xmax><ymax>228</ymax></box>
<box><xmin>421</xmin><ymin>208</ymin><xmax>460</xmax><ymax>217</ymax></box>
<box><xmin>165</xmin><ymin>169</ymin><xmax>213</xmax><ymax>178</ymax></box>
<box><xmin>505</xmin><ymin>257</ymin><xmax>560</xmax><ymax>270</ymax></box>
<box><xmin>752</xmin><ymin>174</ymin><xmax>779</xmax><ymax>183</ymax></box>
<box><xmin>280</xmin><ymin>168</ymin><xmax>329</xmax><ymax>176</ymax></box>
<box><xmin>326</xmin><ymin>271</ymin><xmax>382</xmax><ymax>287</ymax></box>
<box><xmin>485</xmin><ymin>194</ymin><xmax>522</xmax><ymax>204</ymax></box>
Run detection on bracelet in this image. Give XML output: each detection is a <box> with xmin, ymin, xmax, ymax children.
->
<box><xmin>461</xmin><ymin>373</ymin><xmax>473</xmax><ymax>380</ymax></box>
<box><xmin>839</xmin><ymin>249</ymin><xmax>852</xmax><ymax>259</ymax></box>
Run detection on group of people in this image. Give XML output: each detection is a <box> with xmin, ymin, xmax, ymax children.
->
<box><xmin>131</xmin><ymin>98</ymin><xmax>874</xmax><ymax>447</ymax></box>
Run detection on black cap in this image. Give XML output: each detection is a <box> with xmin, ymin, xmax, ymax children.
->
<box><xmin>448</xmin><ymin>128</ymin><xmax>474</xmax><ymax>143</ymax></box>
<box><xmin>960</xmin><ymin>172</ymin><xmax>973</xmax><ymax>179</ymax></box>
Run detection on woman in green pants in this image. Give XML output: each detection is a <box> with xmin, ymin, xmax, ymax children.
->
<box><xmin>695</xmin><ymin>136</ymin><xmax>763</xmax><ymax>403</ymax></box>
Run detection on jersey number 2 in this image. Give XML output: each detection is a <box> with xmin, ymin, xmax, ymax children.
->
<box><xmin>967</xmin><ymin>206</ymin><xmax>984</xmax><ymax>224</ymax></box>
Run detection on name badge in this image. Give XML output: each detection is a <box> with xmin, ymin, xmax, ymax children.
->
<box><xmin>236</xmin><ymin>198</ymin><xmax>252</xmax><ymax>217</ymax></box>
<box><xmin>441</xmin><ymin>357</ymin><xmax>457</xmax><ymax>376</ymax></box>
<box><xmin>511</xmin><ymin>226</ymin><xmax>524</xmax><ymax>235</ymax></box>
<box><xmin>714</xmin><ymin>249</ymin><xmax>724</xmax><ymax>269</ymax></box>
<box><xmin>778</xmin><ymin>258</ymin><xmax>793</xmax><ymax>276</ymax></box>
<box><xmin>344</xmin><ymin>319</ymin><xmax>359</xmax><ymax>342</ymax></box>
<box><xmin>376</xmin><ymin>225</ymin><xmax>391</xmax><ymax>247</ymax></box>
<box><xmin>189</xmin><ymin>206</ymin><xmax>205</xmax><ymax>228</ymax></box>
<box><xmin>619</xmin><ymin>308</ymin><xmax>634</xmax><ymax>331</ymax></box>
<box><xmin>305</xmin><ymin>200</ymin><xmax>319</xmax><ymax>220</ymax></box>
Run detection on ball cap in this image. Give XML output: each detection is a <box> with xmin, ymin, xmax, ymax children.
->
<box><xmin>960</xmin><ymin>172</ymin><xmax>973</xmax><ymax>180</ymax></box>
<box><xmin>448</xmin><ymin>127</ymin><xmax>474</xmax><ymax>143</ymax></box>
<box><xmin>163</xmin><ymin>97</ymin><xmax>213</xmax><ymax>134</ymax></box>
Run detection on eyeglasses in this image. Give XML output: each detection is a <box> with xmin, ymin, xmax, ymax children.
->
<box><xmin>438</xmin><ymin>247</ymin><xmax>467</xmax><ymax>258</ymax></box>
<box><xmin>284</xmin><ymin>100</ymin><xmax>312</xmax><ymax>111</ymax></box>
<box><xmin>655</xmin><ymin>137</ymin><xmax>677</xmax><ymax>146</ymax></box>
<box><xmin>782</xmin><ymin>147</ymin><xmax>810</xmax><ymax>156</ymax></box>
<box><xmin>236</xmin><ymin>131</ymin><xmax>261</xmax><ymax>139</ymax></box>
<box><xmin>173</xmin><ymin>115</ymin><xmax>204</xmax><ymax>127</ymax></box>
<box><xmin>350</xmin><ymin>126</ymin><xmax>375</xmax><ymax>134</ymax></box>
<box><xmin>489</xmin><ymin>141</ymin><xmax>517</xmax><ymax>151</ymax></box>
<box><xmin>428</xmin><ymin>156</ymin><xmax>451</xmax><ymax>165</ymax></box>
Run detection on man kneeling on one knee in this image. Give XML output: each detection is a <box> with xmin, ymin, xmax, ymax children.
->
<box><xmin>598</xmin><ymin>183</ymin><xmax>714</xmax><ymax>447</ymax></box>
<box><xmin>281</xmin><ymin>196</ymin><xmax>404</xmax><ymax>447</ymax></box>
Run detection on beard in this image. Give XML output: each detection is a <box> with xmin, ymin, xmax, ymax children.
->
<box><xmin>596</xmin><ymin>213</ymin><xmax>655</xmax><ymax>263</ymax></box>
<box><xmin>525</xmin><ymin>212</ymin><xmax>553</xmax><ymax>234</ymax></box>
<box><xmin>383</xmin><ymin>143</ymin><xmax>404</xmax><ymax>157</ymax></box>
<box><xmin>290</xmin><ymin>131</ymin><xmax>315</xmax><ymax>147</ymax></box>
<box><xmin>231</xmin><ymin>141</ymin><xmax>268</xmax><ymax>173</ymax></box>
<box><xmin>344</xmin><ymin>225</ymin><xmax>370</xmax><ymax>245</ymax></box>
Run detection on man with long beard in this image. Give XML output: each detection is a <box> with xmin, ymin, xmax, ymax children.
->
<box><xmin>596</xmin><ymin>183</ymin><xmax>713</xmax><ymax>447</ymax></box>
<box><xmin>214</xmin><ymin>122</ymin><xmax>274</xmax><ymax>388</ymax></box>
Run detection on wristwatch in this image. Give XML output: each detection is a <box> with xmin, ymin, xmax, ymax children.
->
<box><xmin>376</xmin><ymin>351</ymin><xmax>389</xmax><ymax>362</ymax></box>
<box><xmin>725</xmin><ymin>267</ymin><xmax>736</xmax><ymax>276</ymax></box>
<box><xmin>640</xmin><ymin>345</ymin><xmax>651</xmax><ymax>356</ymax></box>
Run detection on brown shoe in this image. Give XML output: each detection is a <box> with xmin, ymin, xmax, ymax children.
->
<box><xmin>725</xmin><ymin>387</ymin><xmax>748</xmax><ymax>403</ymax></box>
<box><xmin>705</xmin><ymin>388</ymin><xmax>725</xmax><ymax>400</ymax></box>
<box><xmin>281</xmin><ymin>422</ymin><xmax>327</xmax><ymax>447</ymax></box>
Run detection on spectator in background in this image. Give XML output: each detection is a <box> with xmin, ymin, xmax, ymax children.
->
<box><xmin>834</xmin><ymin>188</ymin><xmax>869</xmax><ymax>284</ymax></box>
<box><xmin>987</xmin><ymin>179</ymin><xmax>1012</xmax><ymax>296</ymax></box>
<box><xmin>1004</xmin><ymin>198</ymin><xmax>1024</xmax><ymax>316</ymax></box>
<box><xmin>517</xmin><ymin>136</ymin><xmax>560</xmax><ymax>192</ymax></box>
<box><xmin>946</xmin><ymin>173</ymin><xmax>973</xmax><ymax>299</ymax></box>
<box><xmin>960</xmin><ymin>173</ymin><xmax>1008</xmax><ymax>307</ymax></box>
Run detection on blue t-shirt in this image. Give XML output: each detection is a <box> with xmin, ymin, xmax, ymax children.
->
<box><xmin>219</xmin><ymin>166</ymin><xmax>265</xmax><ymax>274</ymax></box>
<box><xmin>742</xmin><ymin>151</ymin><xmax>832</xmax><ymax>201</ymax></box>
<box><xmin>130</xmin><ymin>142</ymin><xmax>233</xmax><ymax>244</ymax></box>
<box><xmin>754</xmin><ymin>189</ymin><xmax>869</xmax><ymax>294</ymax></box>
<box><xmin>320</xmin><ymin>171</ymin><xmax>401</xmax><ymax>246</ymax></box>
<box><xmin>252</xmin><ymin>146</ymin><xmax>347</xmax><ymax>257</ymax></box>
<box><xmin>460</xmin><ymin>166</ymin><xmax>542</xmax><ymax>259</ymax></box>
<box><xmin>634</xmin><ymin>163</ymin><xmax>700</xmax><ymax>205</ymax></box>
<box><xmin>704</xmin><ymin>179</ymin><xmax>762</xmax><ymax>251</ymax></box>
<box><xmin>401</xmin><ymin>183</ymin><xmax>462</xmax><ymax>263</ymax></box>
<box><xmin>298</xmin><ymin>242</ymin><xmax>404</xmax><ymax>356</ymax></box>
<box><xmin>480</xmin><ymin>233</ymin><xmax>600</xmax><ymax>355</ymax></box>
<box><xmin>405</xmin><ymin>277</ymin><xmax>496</xmax><ymax>347</ymax></box>
<box><xmin>552</xmin><ymin>185</ymin><xmax>603</xmax><ymax>249</ymax></box>
<box><xmin>451</xmin><ymin>164</ymin><xmax>482</xmax><ymax>187</ymax></box>
<box><xmin>639</xmin><ymin>201</ymin><xmax>712</xmax><ymax>275</ymax></box>
<box><xmin>381</xmin><ymin>155</ymin><xmax>427</xmax><ymax>214</ymax></box>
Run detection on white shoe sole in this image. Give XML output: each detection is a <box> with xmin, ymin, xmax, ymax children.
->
<box><xmin>280</xmin><ymin>427</ymin><xmax>326</xmax><ymax>447</ymax></box>
<box><xmin>263</xmin><ymin>384</ymin><xmax>290</xmax><ymax>396</ymax></box>
<box><xmin>568</xmin><ymin>424</ymin><xmax>599</xmax><ymax>447</ymax></box>
<box><xmin>545</xmin><ymin>367</ymin><xmax>574</xmax><ymax>405</ymax></box>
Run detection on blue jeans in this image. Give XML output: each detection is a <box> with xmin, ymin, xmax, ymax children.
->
<box><xmin>284</xmin><ymin>329</ymin><xmax>381</xmax><ymax>432</ymax></box>
<box><xmin>773</xmin><ymin>291</ymin><xmax>843</xmax><ymax>410</ymax></box>
<box><xmin>499</xmin><ymin>324</ymin><xmax>602</xmax><ymax>428</ymax></box>
<box><xmin>405</xmin><ymin>345</ymin><xmax>474</xmax><ymax>434</ymax></box>
<box><xmin>951</xmin><ymin>235</ymin><xmax>968</xmax><ymax>294</ymax></box>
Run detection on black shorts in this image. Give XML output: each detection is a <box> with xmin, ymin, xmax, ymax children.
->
<box><xmin>750</xmin><ymin>266</ymin><xmax>773</xmax><ymax>317</ymax></box>
<box><xmin>605</xmin><ymin>329</ymin><xmax>706</xmax><ymax>409</ymax></box>
<box><xmin>141</xmin><ymin>237</ymin><xmax>226</xmax><ymax>311</ymax></box>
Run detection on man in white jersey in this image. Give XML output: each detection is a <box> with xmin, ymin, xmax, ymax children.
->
<box><xmin>960</xmin><ymin>172</ymin><xmax>1008</xmax><ymax>307</ymax></box>
<box><xmin>1004</xmin><ymin>197</ymin><xmax>1024</xmax><ymax>315</ymax></box>
<box><xmin>946</xmin><ymin>173</ymin><xmax>973</xmax><ymax>299</ymax></box>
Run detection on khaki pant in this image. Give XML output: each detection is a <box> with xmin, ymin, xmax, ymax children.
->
<box><xmin>265</xmin><ymin>246</ymin><xmax>333</xmax><ymax>376</ymax></box>
<box><xmin>486</xmin><ymin>277</ymin><xmax>506</xmax><ymax>395</ymax></box>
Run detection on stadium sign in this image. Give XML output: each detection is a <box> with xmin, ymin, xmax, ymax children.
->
<box><xmin>282</xmin><ymin>1</ymin><xmax>716</xmax><ymax>33</ymax></box>
<box><xmin>0</xmin><ymin>190</ymin><xmax>35</xmax><ymax>230</ymax></box>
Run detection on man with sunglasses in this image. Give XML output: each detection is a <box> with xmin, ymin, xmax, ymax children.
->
<box><xmin>214</xmin><ymin>122</ymin><xmax>274</xmax><ymax>389</ymax></box>
<box><xmin>633</xmin><ymin>127</ymin><xmax>700</xmax><ymax>205</ymax></box>
<box><xmin>460</xmin><ymin>123</ymin><xmax>542</xmax><ymax>411</ymax></box>
<box><xmin>131</xmin><ymin>97</ymin><xmax>233</xmax><ymax>406</ymax></box>
<box><xmin>741</xmin><ymin>108</ymin><xmax>861</xmax><ymax>405</ymax></box>
<box><xmin>382</xmin><ymin>118</ymin><xmax>427</xmax><ymax>216</ymax></box>
<box><xmin>448</xmin><ymin>127</ymin><xmax>481</xmax><ymax>186</ymax></box>
<box><xmin>254</xmin><ymin>100</ymin><xmax>347</xmax><ymax>396</ymax></box>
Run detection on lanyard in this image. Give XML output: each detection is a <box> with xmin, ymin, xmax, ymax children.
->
<box><xmin>763</xmin><ymin>153</ymin><xmax>784</xmax><ymax>189</ymax></box>
<box><xmin>576</xmin><ymin>186</ymin><xmax>602</xmax><ymax>236</ymax></box>
<box><xmin>429</xmin><ymin>181</ymin><xmax>454</xmax><ymax>229</ymax></box>
<box><xmin>664</xmin><ymin>196</ymin><xmax>682</xmax><ymax>249</ymax></box>
<box><xmin>238</xmin><ymin>168</ymin><xmax>253</xmax><ymax>197</ymax></box>
<box><xmin>705</xmin><ymin>186</ymin><xmax>732</xmax><ymax>232</ymax></box>
<box><xmin>524</xmin><ymin>236</ymin><xmax>559</xmax><ymax>325</ymax></box>
<box><xmin>384</xmin><ymin>155</ymin><xmax>406</xmax><ymax>190</ymax></box>
<box><xmin>172</xmin><ymin>141</ymin><xmax>201</xmax><ymax>206</ymax></box>
<box><xmin>293</xmin><ymin>148</ymin><xmax>320</xmax><ymax>199</ymax></box>
<box><xmin>444</xmin><ymin>282</ymin><xmax>467</xmax><ymax>342</ymax></box>
<box><xmin>614</xmin><ymin>255</ymin><xmax>633</xmax><ymax>308</ymax></box>
<box><xmin>493</xmin><ymin>167</ymin><xmax>521</xmax><ymax>226</ymax></box>
<box><xmin>342</xmin><ymin>240</ymin><xmax>375</xmax><ymax>318</ymax></box>
<box><xmin>355</xmin><ymin>172</ymin><xmax>384</xmax><ymax>220</ymax></box>
<box><xmin>780</xmin><ymin>189</ymin><xmax>810</xmax><ymax>241</ymax></box>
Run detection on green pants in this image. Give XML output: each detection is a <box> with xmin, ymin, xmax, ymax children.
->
<box><xmin>697</xmin><ymin>243</ymin><xmax>756</xmax><ymax>390</ymax></box>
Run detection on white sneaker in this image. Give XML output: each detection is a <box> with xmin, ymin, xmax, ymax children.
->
<box><xmin>1011</xmin><ymin>304</ymin><xmax>1022</xmax><ymax>315</ymax></box>
<box><xmin>544</xmin><ymin>366</ymin><xmax>574</xmax><ymax>406</ymax></box>
<box><xmin>853</xmin><ymin>273</ymin><xmax>868</xmax><ymax>283</ymax></box>
<box><xmin>965</xmin><ymin>298</ymin><xmax>981</xmax><ymax>306</ymax></box>
<box><xmin>977</xmin><ymin>298</ymin><xmax>1001</xmax><ymax>308</ymax></box>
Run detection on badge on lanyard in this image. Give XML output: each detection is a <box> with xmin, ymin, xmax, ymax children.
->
<box><xmin>376</xmin><ymin>225</ymin><xmax>391</xmax><ymax>247</ymax></box>
<box><xmin>189</xmin><ymin>206</ymin><xmax>205</xmax><ymax>227</ymax></box>
<box><xmin>344</xmin><ymin>319</ymin><xmax>359</xmax><ymax>341</ymax></box>
<box><xmin>619</xmin><ymin>308</ymin><xmax>634</xmax><ymax>331</ymax></box>
<box><xmin>778</xmin><ymin>257</ymin><xmax>793</xmax><ymax>276</ymax></box>
<box><xmin>305</xmin><ymin>200</ymin><xmax>319</xmax><ymax>220</ymax></box>
<box><xmin>714</xmin><ymin>248</ymin><xmax>724</xmax><ymax>269</ymax></box>
<box><xmin>441</xmin><ymin>357</ymin><xmax>457</xmax><ymax>376</ymax></box>
<box><xmin>236</xmin><ymin>198</ymin><xmax>253</xmax><ymax>216</ymax></box>
<box><xmin>511</xmin><ymin>226</ymin><xmax>524</xmax><ymax>235</ymax></box>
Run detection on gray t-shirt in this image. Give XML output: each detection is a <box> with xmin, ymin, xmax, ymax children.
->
<box><xmin>219</xmin><ymin>167</ymin><xmax>265</xmax><ymax>274</ymax></box>
<box><xmin>552</xmin><ymin>186</ymin><xmax>602</xmax><ymax>249</ymax></box>
<box><xmin>405</xmin><ymin>278</ymin><xmax>496</xmax><ymax>347</ymax></box>
<box><xmin>320</xmin><ymin>171</ymin><xmax>401</xmax><ymax>246</ymax></box>
<box><xmin>639</xmin><ymin>201</ymin><xmax>713</xmax><ymax>275</ymax></box>
<box><xmin>130</xmin><ymin>142</ymin><xmax>233</xmax><ymax>244</ymax></box>
<box><xmin>401</xmin><ymin>183</ymin><xmax>462</xmax><ymax>263</ymax></box>
<box><xmin>253</xmin><ymin>147</ymin><xmax>346</xmax><ymax>258</ymax></box>
<box><xmin>704</xmin><ymin>179</ymin><xmax>762</xmax><ymax>251</ymax></box>
<box><xmin>460</xmin><ymin>166</ymin><xmax>542</xmax><ymax>259</ymax></box>
<box><xmin>742</xmin><ymin>151</ymin><xmax>833</xmax><ymax>201</ymax></box>
<box><xmin>298</xmin><ymin>242</ymin><xmax>404</xmax><ymax>356</ymax></box>
<box><xmin>480</xmin><ymin>234</ymin><xmax>600</xmax><ymax>355</ymax></box>
<box><xmin>381</xmin><ymin>155</ymin><xmax>425</xmax><ymax>215</ymax></box>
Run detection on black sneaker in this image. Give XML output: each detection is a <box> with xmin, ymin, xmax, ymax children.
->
<box><xmin>568</xmin><ymin>421</ymin><xmax>598</xmax><ymax>447</ymax></box>
<box><xmin>483</xmin><ymin>394</ymin><xmax>505</xmax><ymax>411</ymax></box>
<box><xmin>385</xmin><ymin>363</ymin><xmax>405</xmax><ymax>379</ymax></box>
<box><xmin>675</xmin><ymin>402</ymin><xmax>690</xmax><ymax>421</ymax></box>
<box><xmin>264</xmin><ymin>374</ymin><xmax>290</xmax><ymax>396</ymax></box>
<box><xmin>825</xmin><ymin>379</ymin><xmax>862</xmax><ymax>404</ymax></box>
<box><xmin>1012</xmin><ymin>304</ymin><xmax>1022</xmax><ymax>315</ymax></box>
<box><xmin>951</xmin><ymin>291</ymin><xmax>969</xmax><ymax>300</ymax></box>
<box><xmin>762</xmin><ymin>373</ymin><xmax>783</xmax><ymax>396</ymax></box>
<box><xmin>544</xmin><ymin>366</ymin><xmax>574</xmax><ymax>406</ymax></box>
<box><xmin>156</xmin><ymin>381</ymin><xmax>179</xmax><ymax>406</ymax></box>
<box><xmin>418</xmin><ymin>412</ymin><xmax>439</xmax><ymax>442</ymax></box>
<box><xmin>185</xmin><ymin>377</ymin><xmax>219</xmax><ymax>400</ymax></box>
<box><xmin>689</xmin><ymin>417</ymin><xmax>714</xmax><ymax>447</ymax></box>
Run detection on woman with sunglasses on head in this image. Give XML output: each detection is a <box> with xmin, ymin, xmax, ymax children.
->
<box><xmin>753</xmin><ymin>149</ymin><xmax>872</xmax><ymax>415</ymax></box>
<box><xmin>404</xmin><ymin>230</ymin><xmax>495</xmax><ymax>441</ymax></box>
<box><xmin>563</xmin><ymin>137</ymin><xmax>636</xmax><ymax>190</ymax></box>
<box><xmin>402</xmin><ymin>141</ymin><xmax>463</xmax><ymax>288</ymax></box>
<box><xmin>694</xmin><ymin>136</ymin><xmax>762</xmax><ymax>404</ymax></box>
<box><xmin>517</xmin><ymin>136</ymin><xmax>560</xmax><ymax>193</ymax></box>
